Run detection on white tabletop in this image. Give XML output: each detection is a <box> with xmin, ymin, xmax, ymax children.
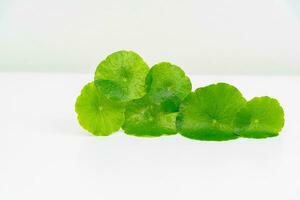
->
<box><xmin>0</xmin><ymin>73</ymin><xmax>299</xmax><ymax>200</ymax></box>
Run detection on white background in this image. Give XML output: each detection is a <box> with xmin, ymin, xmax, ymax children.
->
<box><xmin>0</xmin><ymin>74</ymin><xmax>299</xmax><ymax>199</ymax></box>
<box><xmin>1</xmin><ymin>0</ymin><xmax>300</xmax><ymax>74</ymax></box>
<box><xmin>1</xmin><ymin>0</ymin><xmax>300</xmax><ymax>199</ymax></box>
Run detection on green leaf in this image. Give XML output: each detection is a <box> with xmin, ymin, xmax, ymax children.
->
<box><xmin>75</xmin><ymin>82</ymin><xmax>125</xmax><ymax>136</ymax></box>
<box><xmin>177</xmin><ymin>83</ymin><xmax>247</xmax><ymax>141</ymax></box>
<box><xmin>122</xmin><ymin>96</ymin><xmax>177</xmax><ymax>137</ymax></box>
<box><xmin>234</xmin><ymin>96</ymin><xmax>284</xmax><ymax>138</ymax></box>
<box><xmin>94</xmin><ymin>50</ymin><xmax>149</xmax><ymax>102</ymax></box>
<box><xmin>145</xmin><ymin>62</ymin><xmax>192</xmax><ymax>112</ymax></box>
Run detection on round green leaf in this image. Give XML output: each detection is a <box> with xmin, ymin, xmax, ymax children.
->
<box><xmin>177</xmin><ymin>83</ymin><xmax>247</xmax><ymax>141</ymax></box>
<box><xmin>234</xmin><ymin>96</ymin><xmax>284</xmax><ymax>138</ymax></box>
<box><xmin>75</xmin><ymin>82</ymin><xmax>125</xmax><ymax>136</ymax></box>
<box><xmin>145</xmin><ymin>62</ymin><xmax>192</xmax><ymax>112</ymax></box>
<box><xmin>94</xmin><ymin>50</ymin><xmax>149</xmax><ymax>102</ymax></box>
<box><xmin>122</xmin><ymin>96</ymin><xmax>177</xmax><ymax>137</ymax></box>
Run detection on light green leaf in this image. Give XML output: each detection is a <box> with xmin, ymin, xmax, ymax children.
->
<box><xmin>94</xmin><ymin>50</ymin><xmax>149</xmax><ymax>102</ymax></box>
<box><xmin>145</xmin><ymin>62</ymin><xmax>192</xmax><ymax>112</ymax></box>
<box><xmin>75</xmin><ymin>82</ymin><xmax>125</xmax><ymax>136</ymax></box>
<box><xmin>177</xmin><ymin>83</ymin><xmax>246</xmax><ymax>141</ymax></box>
<box><xmin>122</xmin><ymin>96</ymin><xmax>177</xmax><ymax>137</ymax></box>
<box><xmin>234</xmin><ymin>96</ymin><xmax>284</xmax><ymax>138</ymax></box>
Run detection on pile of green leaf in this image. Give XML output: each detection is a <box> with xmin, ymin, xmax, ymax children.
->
<box><xmin>75</xmin><ymin>50</ymin><xmax>285</xmax><ymax>141</ymax></box>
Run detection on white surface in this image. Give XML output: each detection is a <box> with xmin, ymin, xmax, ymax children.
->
<box><xmin>0</xmin><ymin>73</ymin><xmax>299</xmax><ymax>200</ymax></box>
<box><xmin>1</xmin><ymin>0</ymin><xmax>300</xmax><ymax>74</ymax></box>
